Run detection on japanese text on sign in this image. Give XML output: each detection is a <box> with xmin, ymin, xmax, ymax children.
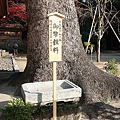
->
<box><xmin>49</xmin><ymin>15</ymin><xmax>63</xmax><ymax>62</ymax></box>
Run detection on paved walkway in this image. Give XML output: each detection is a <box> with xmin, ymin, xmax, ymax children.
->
<box><xmin>14</xmin><ymin>55</ymin><xmax>27</xmax><ymax>72</ymax></box>
<box><xmin>88</xmin><ymin>51</ymin><xmax>120</xmax><ymax>62</ymax></box>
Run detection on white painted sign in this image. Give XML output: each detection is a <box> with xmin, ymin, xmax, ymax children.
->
<box><xmin>48</xmin><ymin>12</ymin><xmax>65</xmax><ymax>62</ymax></box>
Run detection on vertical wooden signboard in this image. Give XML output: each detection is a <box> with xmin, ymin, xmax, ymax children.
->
<box><xmin>48</xmin><ymin>12</ymin><xmax>65</xmax><ymax>120</ymax></box>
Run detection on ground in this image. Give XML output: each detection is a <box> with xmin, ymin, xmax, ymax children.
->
<box><xmin>0</xmin><ymin>54</ymin><xmax>27</xmax><ymax>116</ymax></box>
<box><xmin>0</xmin><ymin>51</ymin><xmax>120</xmax><ymax>118</ymax></box>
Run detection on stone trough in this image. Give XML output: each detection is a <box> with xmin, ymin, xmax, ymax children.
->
<box><xmin>21</xmin><ymin>80</ymin><xmax>82</xmax><ymax>105</ymax></box>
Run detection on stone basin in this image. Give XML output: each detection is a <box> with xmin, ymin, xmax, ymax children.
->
<box><xmin>21</xmin><ymin>80</ymin><xmax>82</xmax><ymax>105</ymax></box>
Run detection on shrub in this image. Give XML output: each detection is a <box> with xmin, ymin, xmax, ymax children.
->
<box><xmin>103</xmin><ymin>59</ymin><xmax>119</xmax><ymax>76</ymax></box>
<box><xmin>0</xmin><ymin>97</ymin><xmax>36</xmax><ymax>120</ymax></box>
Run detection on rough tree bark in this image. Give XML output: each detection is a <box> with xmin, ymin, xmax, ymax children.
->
<box><xmin>24</xmin><ymin>0</ymin><xmax>120</xmax><ymax>104</ymax></box>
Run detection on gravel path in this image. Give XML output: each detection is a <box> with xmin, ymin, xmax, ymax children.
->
<box><xmin>0</xmin><ymin>56</ymin><xmax>13</xmax><ymax>71</ymax></box>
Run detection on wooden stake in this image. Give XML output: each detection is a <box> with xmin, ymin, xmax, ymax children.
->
<box><xmin>53</xmin><ymin>62</ymin><xmax>57</xmax><ymax>120</ymax></box>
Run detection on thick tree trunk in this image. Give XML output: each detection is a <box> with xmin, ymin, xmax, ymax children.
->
<box><xmin>24</xmin><ymin>0</ymin><xmax>120</xmax><ymax>104</ymax></box>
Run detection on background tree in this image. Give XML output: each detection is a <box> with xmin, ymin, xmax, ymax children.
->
<box><xmin>76</xmin><ymin>0</ymin><xmax>120</xmax><ymax>62</ymax></box>
<box><xmin>22</xmin><ymin>0</ymin><xmax>120</xmax><ymax>105</ymax></box>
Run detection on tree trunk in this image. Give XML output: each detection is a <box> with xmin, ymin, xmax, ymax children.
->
<box><xmin>97</xmin><ymin>14</ymin><xmax>105</xmax><ymax>62</ymax></box>
<box><xmin>24</xmin><ymin>0</ymin><xmax>120</xmax><ymax>104</ymax></box>
<box><xmin>96</xmin><ymin>0</ymin><xmax>106</xmax><ymax>62</ymax></box>
<box><xmin>96</xmin><ymin>39</ymin><xmax>101</xmax><ymax>62</ymax></box>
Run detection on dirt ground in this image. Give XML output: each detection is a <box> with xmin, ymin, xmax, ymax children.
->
<box><xmin>0</xmin><ymin>53</ymin><xmax>120</xmax><ymax>117</ymax></box>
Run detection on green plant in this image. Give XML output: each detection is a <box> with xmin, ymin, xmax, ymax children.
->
<box><xmin>83</xmin><ymin>42</ymin><xmax>91</xmax><ymax>47</ymax></box>
<box><xmin>0</xmin><ymin>97</ymin><xmax>36</xmax><ymax>120</ymax></box>
<box><xmin>103</xmin><ymin>59</ymin><xmax>119</xmax><ymax>76</ymax></box>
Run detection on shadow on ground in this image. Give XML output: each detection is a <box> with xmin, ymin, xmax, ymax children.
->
<box><xmin>82</xmin><ymin>102</ymin><xmax>120</xmax><ymax>120</ymax></box>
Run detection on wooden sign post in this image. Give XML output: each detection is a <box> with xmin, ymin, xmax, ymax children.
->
<box><xmin>48</xmin><ymin>12</ymin><xmax>65</xmax><ymax>120</ymax></box>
